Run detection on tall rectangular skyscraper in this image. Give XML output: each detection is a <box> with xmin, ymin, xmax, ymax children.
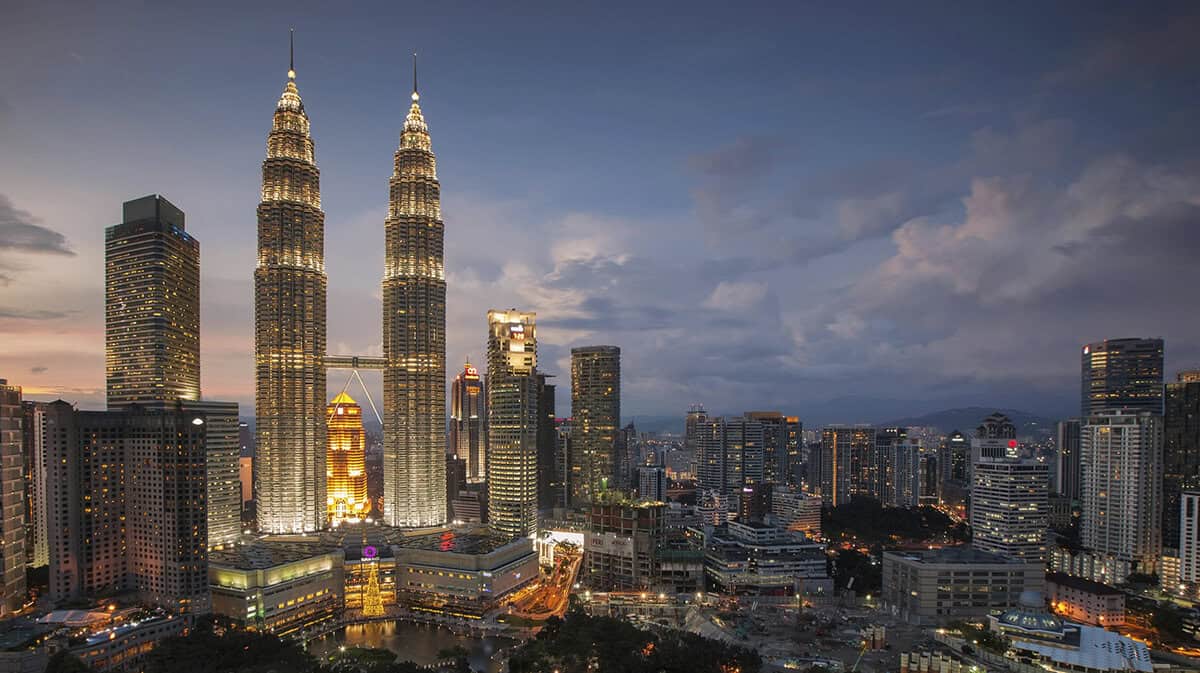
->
<box><xmin>1081</xmin><ymin>410</ymin><xmax>1163</xmax><ymax>578</ymax></box>
<box><xmin>0</xmin><ymin>380</ymin><xmax>26</xmax><ymax>615</ymax></box>
<box><xmin>570</xmin><ymin>346</ymin><xmax>620</xmax><ymax>506</ymax></box>
<box><xmin>486</xmin><ymin>310</ymin><xmax>539</xmax><ymax>538</ymax></box>
<box><xmin>696</xmin><ymin>416</ymin><xmax>764</xmax><ymax>497</ymax></box>
<box><xmin>450</xmin><ymin>362</ymin><xmax>486</xmax><ymax>483</ymax></box>
<box><xmin>970</xmin><ymin>417</ymin><xmax>1049</xmax><ymax>563</ymax></box>
<box><xmin>255</xmin><ymin>59</ymin><xmax>327</xmax><ymax>534</ymax></box>
<box><xmin>105</xmin><ymin>195</ymin><xmax>239</xmax><ymax>549</ymax></box>
<box><xmin>20</xmin><ymin>401</ymin><xmax>49</xmax><ymax>568</ymax></box>
<box><xmin>816</xmin><ymin>426</ymin><xmax>873</xmax><ymax>506</ymax></box>
<box><xmin>1081</xmin><ymin>338</ymin><xmax>1164</xmax><ymax>417</ymax></box>
<box><xmin>106</xmin><ymin>195</ymin><xmax>199</xmax><ymax>407</ymax></box>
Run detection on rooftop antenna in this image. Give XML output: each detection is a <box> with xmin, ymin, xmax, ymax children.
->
<box><xmin>288</xmin><ymin>28</ymin><xmax>296</xmax><ymax>80</ymax></box>
<box><xmin>412</xmin><ymin>51</ymin><xmax>419</xmax><ymax>101</ymax></box>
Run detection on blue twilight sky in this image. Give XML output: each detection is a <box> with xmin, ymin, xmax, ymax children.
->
<box><xmin>2</xmin><ymin>1</ymin><xmax>1200</xmax><ymax>424</ymax></box>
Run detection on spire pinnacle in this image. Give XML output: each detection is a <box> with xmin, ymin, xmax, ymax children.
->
<box><xmin>411</xmin><ymin>51</ymin><xmax>419</xmax><ymax>102</ymax></box>
<box><xmin>288</xmin><ymin>28</ymin><xmax>295</xmax><ymax>80</ymax></box>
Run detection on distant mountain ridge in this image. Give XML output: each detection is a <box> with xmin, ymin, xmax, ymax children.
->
<box><xmin>881</xmin><ymin>406</ymin><xmax>1059</xmax><ymax>437</ymax></box>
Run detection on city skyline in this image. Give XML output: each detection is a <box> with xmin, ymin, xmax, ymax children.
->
<box><xmin>4</xmin><ymin>3</ymin><xmax>1200</xmax><ymax>422</ymax></box>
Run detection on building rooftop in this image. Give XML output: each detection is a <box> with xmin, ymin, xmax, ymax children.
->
<box><xmin>1046</xmin><ymin>572</ymin><xmax>1123</xmax><ymax>596</ymax></box>
<box><xmin>886</xmin><ymin>546</ymin><xmax>1032</xmax><ymax>565</ymax></box>
<box><xmin>209</xmin><ymin>540</ymin><xmax>340</xmax><ymax>570</ymax></box>
<box><xmin>1012</xmin><ymin>623</ymin><xmax>1152</xmax><ymax>673</ymax></box>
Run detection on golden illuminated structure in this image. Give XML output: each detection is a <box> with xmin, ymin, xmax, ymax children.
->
<box><xmin>361</xmin><ymin>560</ymin><xmax>386</xmax><ymax>616</ymax></box>
<box><xmin>105</xmin><ymin>195</ymin><xmax>200</xmax><ymax>407</ymax></box>
<box><xmin>326</xmin><ymin>392</ymin><xmax>369</xmax><ymax>524</ymax></box>
<box><xmin>382</xmin><ymin>56</ymin><xmax>446</xmax><ymax>527</ymax></box>
<box><xmin>255</xmin><ymin>32</ymin><xmax>328</xmax><ymax>533</ymax></box>
<box><xmin>450</xmin><ymin>361</ymin><xmax>486</xmax><ymax>482</ymax></box>
<box><xmin>486</xmin><ymin>310</ymin><xmax>539</xmax><ymax>539</ymax></box>
<box><xmin>570</xmin><ymin>346</ymin><xmax>621</xmax><ymax>506</ymax></box>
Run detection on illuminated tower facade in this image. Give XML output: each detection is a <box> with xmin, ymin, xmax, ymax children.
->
<box><xmin>570</xmin><ymin>346</ymin><xmax>621</xmax><ymax>506</ymax></box>
<box><xmin>106</xmin><ymin>195</ymin><xmax>200</xmax><ymax>407</ymax></box>
<box><xmin>254</xmin><ymin>39</ymin><xmax>328</xmax><ymax>533</ymax></box>
<box><xmin>327</xmin><ymin>392</ymin><xmax>369</xmax><ymax>524</ymax></box>
<box><xmin>382</xmin><ymin>62</ymin><xmax>446</xmax><ymax>528</ymax></box>
<box><xmin>487</xmin><ymin>310</ymin><xmax>538</xmax><ymax>539</ymax></box>
<box><xmin>450</xmin><ymin>362</ymin><xmax>486</xmax><ymax>483</ymax></box>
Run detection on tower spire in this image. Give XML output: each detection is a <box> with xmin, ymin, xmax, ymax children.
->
<box><xmin>288</xmin><ymin>28</ymin><xmax>295</xmax><ymax>80</ymax></box>
<box><xmin>411</xmin><ymin>51</ymin><xmax>419</xmax><ymax>101</ymax></box>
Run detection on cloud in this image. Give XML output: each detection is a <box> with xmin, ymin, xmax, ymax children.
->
<box><xmin>0</xmin><ymin>308</ymin><xmax>70</xmax><ymax>320</ymax></box>
<box><xmin>0</xmin><ymin>195</ymin><xmax>75</xmax><ymax>256</ymax></box>
<box><xmin>798</xmin><ymin>152</ymin><xmax>1200</xmax><ymax>401</ymax></box>
<box><xmin>30</xmin><ymin>366</ymin><xmax>47</xmax><ymax>374</ymax></box>
<box><xmin>1044</xmin><ymin>13</ymin><xmax>1200</xmax><ymax>87</ymax></box>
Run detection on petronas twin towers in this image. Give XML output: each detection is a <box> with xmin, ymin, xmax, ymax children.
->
<box><xmin>255</xmin><ymin>37</ymin><xmax>446</xmax><ymax>533</ymax></box>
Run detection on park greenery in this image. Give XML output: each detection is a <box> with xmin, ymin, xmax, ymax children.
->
<box><xmin>508</xmin><ymin>610</ymin><xmax>761</xmax><ymax>673</ymax></box>
<box><xmin>823</xmin><ymin>497</ymin><xmax>969</xmax><ymax>546</ymax></box>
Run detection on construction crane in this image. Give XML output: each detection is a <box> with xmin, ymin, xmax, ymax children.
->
<box><xmin>849</xmin><ymin>641</ymin><xmax>869</xmax><ymax>673</ymax></box>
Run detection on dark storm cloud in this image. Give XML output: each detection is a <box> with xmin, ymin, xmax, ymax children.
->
<box><xmin>1044</xmin><ymin>12</ymin><xmax>1200</xmax><ymax>87</ymax></box>
<box><xmin>0</xmin><ymin>195</ymin><xmax>74</xmax><ymax>256</ymax></box>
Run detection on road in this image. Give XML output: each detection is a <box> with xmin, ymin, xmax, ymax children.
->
<box><xmin>505</xmin><ymin>546</ymin><xmax>582</xmax><ymax>620</ymax></box>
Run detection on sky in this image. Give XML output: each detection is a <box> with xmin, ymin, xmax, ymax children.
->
<box><xmin>2</xmin><ymin>1</ymin><xmax>1200</xmax><ymax>425</ymax></box>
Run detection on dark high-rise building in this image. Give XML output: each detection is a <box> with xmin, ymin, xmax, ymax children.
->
<box><xmin>382</xmin><ymin>61</ymin><xmax>447</xmax><ymax>528</ymax></box>
<box><xmin>615</xmin><ymin>421</ymin><xmax>637</xmax><ymax>490</ymax></box>
<box><xmin>45</xmin><ymin>401</ymin><xmax>211</xmax><ymax>613</ymax></box>
<box><xmin>449</xmin><ymin>362</ymin><xmax>486</xmax><ymax>483</ymax></box>
<box><xmin>446</xmin><ymin>455</ymin><xmax>467</xmax><ymax>521</ymax></box>
<box><xmin>487</xmin><ymin>310</ymin><xmax>539</xmax><ymax>538</ymax></box>
<box><xmin>536</xmin><ymin>373</ymin><xmax>557</xmax><ymax>511</ymax></box>
<box><xmin>0</xmin><ymin>380</ymin><xmax>25</xmax><ymax>615</ymax></box>
<box><xmin>106</xmin><ymin>195</ymin><xmax>200</xmax><ymax>408</ymax></box>
<box><xmin>551</xmin><ymin>418</ymin><xmax>573</xmax><ymax>509</ymax></box>
<box><xmin>255</xmin><ymin>41</ymin><xmax>327</xmax><ymax>534</ymax></box>
<box><xmin>570</xmin><ymin>346</ymin><xmax>621</xmax><ymax>505</ymax></box>
<box><xmin>1081</xmin><ymin>338</ymin><xmax>1164</xmax><ymax>417</ymax></box>
<box><xmin>1164</xmin><ymin>370</ymin><xmax>1200</xmax><ymax>548</ymax></box>
<box><xmin>1055</xmin><ymin>419</ymin><xmax>1082</xmax><ymax>501</ymax></box>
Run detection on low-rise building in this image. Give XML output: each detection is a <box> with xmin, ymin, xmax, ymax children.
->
<box><xmin>208</xmin><ymin>543</ymin><xmax>344</xmax><ymax>634</ymax></box>
<box><xmin>882</xmin><ymin>547</ymin><xmax>1044</xmax><ymax>624</ymax></box>
<box><xmin>701</xmin><ymin>521</ymin><xmax>829</xmax><ymax>596</ymax></box>
<box><xmin>1049</xmin><ymin>545</ymin><xmax>1133</xmax><ymax>586</ymax></box>
<box><xmin>69</xmin><ymin>612</ymin><xmax>187</xmax><ymax>672</ymax></box>
<box><xmin>989</xmin><ymin>592</ymin><xmax>1151</xmax><ymax>673</ymax></box>
<box><xmin>392</xmin><ymin>530</ymin><xmax>538</xmax><ymax>619</ymax></box>
<box><xmin>770</xmin><ymin>487</ymin><xmax>822</xmax><ymax>539</ymax></box>
<box><xmin>1045</xmin><ymin>572</ymin><xmax>1124</xmax><ymax>626</ymax></box>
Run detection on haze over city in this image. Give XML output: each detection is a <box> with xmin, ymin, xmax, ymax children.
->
<box><xmin>3</xmin><ymin>1</ymin><xmax>1200</xmax><ymax>423</ymax></box>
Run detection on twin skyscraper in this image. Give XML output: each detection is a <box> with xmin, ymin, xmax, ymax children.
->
<box><xmin>254</xmin><ymin>37</ymin><xmax>447</xmax><ymax>533</ymax></box>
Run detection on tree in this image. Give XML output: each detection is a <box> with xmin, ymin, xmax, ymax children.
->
<box><xmin>142</xmin><ymin>625</ymin><xmax>317</xmax><ymax>673</ymax></box>
<box><xmin>44</xmin><ymin>652</ymin><xmax>92</xmax><ymax>673</ymax></box>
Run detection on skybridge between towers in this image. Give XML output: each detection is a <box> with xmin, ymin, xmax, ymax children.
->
<box><xmin>325</xmin><ymin>355</ymin><xmax>386</xmax><ymax>370</ymax></box>
<box><xmin>325</xmin><ymin>355</ymin><xmax>386</xmax><ymax>426</ymax></box>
